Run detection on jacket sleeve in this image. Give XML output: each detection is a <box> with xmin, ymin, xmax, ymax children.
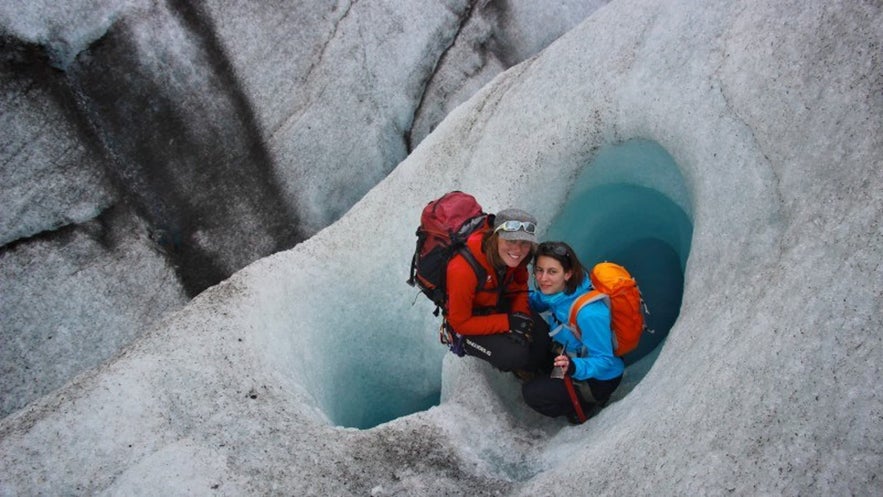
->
<box><xmin>445</xmin><ymin>255</ymin><xmax>510</xmax><ymax>336</ymax></box>
<box><xmin>528</xmin><ymin>290</ymin><xmax>549</xmax><ymax>313</ymax></box>
<box><xmin>570</xmin><ymin>301</ymin><xmax>623</xmax><ymax>381</ymax></box>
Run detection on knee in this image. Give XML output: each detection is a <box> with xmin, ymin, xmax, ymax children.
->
<box><xmin>521</xmin><ymin>380</ymin><xmax>543</xmax><ymax>408</ymax></box>
<box><xmin>495</xmin><ymin>347</ymin><xmax>531</xmax><ymax>372</ymax></box>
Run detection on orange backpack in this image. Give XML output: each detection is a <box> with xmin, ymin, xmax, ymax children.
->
<box><xmin>567</xmin><ymin>262</ymin><xmax>648</xmax><ymax>356</ymax></box>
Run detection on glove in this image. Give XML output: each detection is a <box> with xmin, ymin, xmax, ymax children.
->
<box><xmin>508</xmin><ymin>312</ymin><xmax>534</xmax><ymax>341</ymax></box>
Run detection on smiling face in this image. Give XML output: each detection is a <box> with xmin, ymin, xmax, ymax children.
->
<box><xmin>497</xmin><ymin>238</ymin><xmax>533</xmax><ymax>268</ymax></box>
<box><xmin>534</xmin><ymin>255</ymin><xmax>572</xmax><ymax>294</ymax></box>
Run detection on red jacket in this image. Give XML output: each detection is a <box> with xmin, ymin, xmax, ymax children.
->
<box><xmin>445</xmin><ymin>230</ymin><xmax>530</xmax><ymax>335</ymax></box>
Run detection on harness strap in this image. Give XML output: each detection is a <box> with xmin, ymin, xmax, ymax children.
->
<box><xmin>563</xmin><ymin>375</ymin><xmax>587</xmax><ymax>423</ymax></box>
<box><xmin>548</xmin><ymin>322</ymin><xmax>565</xmax><ymax>339</ymax></box>
<box><xmin>545</xmin><ymin>311</ymin><xmax>588</xmax><ymax>358</ymax></box>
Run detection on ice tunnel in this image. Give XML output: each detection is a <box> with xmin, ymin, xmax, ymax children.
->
<box><xmin>311</xmin><ymin>139</ymin><xmax>693</xmax><ymax>430</ymax></box>
<box><xmin>545</xmin><ymin>139</ymin><xmax>693</xmax><ymax>368</ymax></box>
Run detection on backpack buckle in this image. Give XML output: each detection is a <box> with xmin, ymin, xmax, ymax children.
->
<box><xmin>439</xmin><ymin>320</ymin><xmax>466</xmax><ymax>357</ymax></box>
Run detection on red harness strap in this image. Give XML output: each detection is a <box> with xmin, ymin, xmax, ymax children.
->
<box><xmin>563</xmin><ymin>375</ymin><xmax>587</xmax><ymax>423</ymax></box>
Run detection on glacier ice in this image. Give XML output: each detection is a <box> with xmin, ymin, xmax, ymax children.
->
<box><xmin>0</xmin><ymin>0</ymin><xmax>607</xmax><ymax>419</ymax></box>
<box><xmin>0</xmin><ymin>0</ymin><xmax>881</xmax><ymax>495</ymax></box>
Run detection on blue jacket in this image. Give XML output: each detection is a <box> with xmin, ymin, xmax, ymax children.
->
<box><xmin>529</xmin><ymin>275</ymin><xmax>624</xmax><ymax>381</ymax></box>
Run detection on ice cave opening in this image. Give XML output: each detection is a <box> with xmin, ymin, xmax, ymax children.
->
<box><xmin>545</xmin><ymin>139</ymin><xmax>693</xmax><ymax>368</ymax></box>
<box><xmin>326</xmin><ymin>139</ymin><xmax>692</xmax><ymax>429</ymax></box>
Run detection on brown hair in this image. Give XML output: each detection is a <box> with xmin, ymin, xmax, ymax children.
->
<box><xmin>534</xmin><ymin>241</ymin><xmax>586</xmax><ymax>294</ymax></box>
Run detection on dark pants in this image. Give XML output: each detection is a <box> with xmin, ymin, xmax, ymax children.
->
<box><xmin>522</xmin><ymin>375</ymin><xmax>622</xmax><ymax>418</ymax></box>
<box><xmin>460</xmin><ymin>312</ymin><xmax>553</xmax><ymax>373</ymax></box>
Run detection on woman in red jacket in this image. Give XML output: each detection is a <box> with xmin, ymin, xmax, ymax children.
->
<box><xmin>445</xmin><ymin>208</ymin><xmax>551</xmax><ymax>373</ymax></box>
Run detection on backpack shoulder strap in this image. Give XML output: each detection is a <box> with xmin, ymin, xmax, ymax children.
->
<box><xmin>457</xmin><ymin>246</ymin><xmax>487</xmax><ymax>295</ymax></box>
<box><xmin>567</xmin><ymin>290</ymin><xmax>608</xmax><ymax>342</ymax></box>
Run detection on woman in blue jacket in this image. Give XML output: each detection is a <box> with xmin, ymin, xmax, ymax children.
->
<box><xmin>522</xmin><ymin>241</ymin><xmax>623</xmax><ymax>421</ymax></box>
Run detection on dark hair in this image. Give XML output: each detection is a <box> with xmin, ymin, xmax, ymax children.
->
<box><xmin>534</xmin><ymin>241</ymin><xmax>586</xmax><ymax>294</ymax></box>
<box><xmin>482</xmin><ymin>229</ymin><xmax>537</xmax><ymax>272</ymax></box>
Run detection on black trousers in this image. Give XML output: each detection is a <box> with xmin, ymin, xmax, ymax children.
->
<box><xmin>460</xmin><ymin>314</ymin><xmax>553</xmax><ymax>373</ymax></box>
<box><xmin>522</xmin><ymin>374</ymin><xmax>622</xmax><ymax>418</ymax></box>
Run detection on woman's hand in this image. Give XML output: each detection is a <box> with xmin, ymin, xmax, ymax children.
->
<box><xmin>552</xmin><ymin>353</ymin><xmax>576</xmax><ymax>377</ymax></box>
<box><xmin>553</xmin><ymin>354</ymin><xmax>570</xmax><ymax>371</ymax></box>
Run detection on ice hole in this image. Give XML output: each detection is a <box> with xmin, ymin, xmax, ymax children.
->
<box><xmin>314</xmin><ymin>139</ymin><xmax>690</xmax><ymax>430</ymax></box>
<box><xmin>545</xmin><ymin>139</ymin><xmax>692</xmax><ymax>379</ymax></box>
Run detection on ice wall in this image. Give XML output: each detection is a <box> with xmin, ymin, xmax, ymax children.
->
<box><xmin>0</xmin><ymin>0</ymin><xmax>880</xmax><ymax>495</ymax></box>
<box><xmin>0</xmin><ymin>0</ymin><xmax>603</xmax><ymax>418</ymax></box>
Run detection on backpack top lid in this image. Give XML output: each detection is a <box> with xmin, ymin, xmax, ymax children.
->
<box><xmin>419</xmin><ymin>191</ymin><xmax>484</xmax><ymax>240</ymax></box>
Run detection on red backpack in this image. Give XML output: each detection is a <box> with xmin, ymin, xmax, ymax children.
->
<box><xmin>407</xmin><ymin>192</ymin><xmax>489</xmax><ymax>315</ymax></box>
<box><xmin>567</xmin><ymin>262</ymin><xmax>648</xmax><ymax>356</ymax></box>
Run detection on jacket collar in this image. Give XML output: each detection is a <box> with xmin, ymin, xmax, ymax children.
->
<box><xmin>533</xmin><ymin>273</ymin><xmax>592</xmax><ymax>322</ymax></box>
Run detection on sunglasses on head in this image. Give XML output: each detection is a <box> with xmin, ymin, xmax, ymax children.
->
<box><xmin>494</xmin><ymin>220</ymin><xmax>537</xmax><ymax>235</ymax></box>
<box><xmin>538</xmin><ymin>242</ymin><xmax>568</xmax><ymax>257</ymax></box>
